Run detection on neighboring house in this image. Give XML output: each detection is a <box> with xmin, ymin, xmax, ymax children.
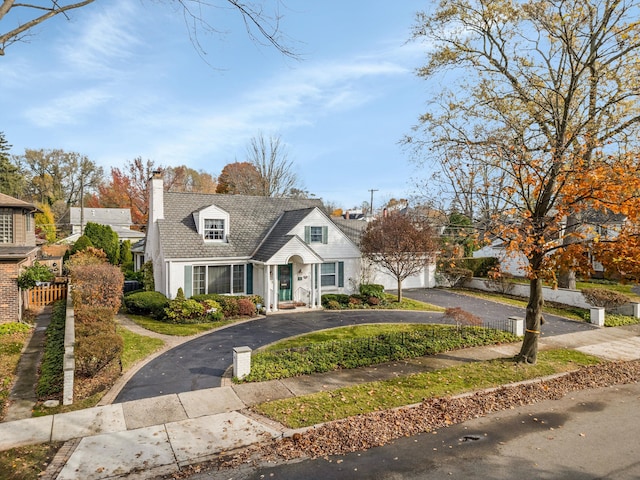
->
<box><xmin>59</xmin><ymin>207</ymin><xmax>145</xmax><ymax>244</ymax></box>
<box><xmin>0</xmin><ymin>193</ymin><xmax>40</xmax><ymax>323</ymax></box>
<box><xmin>145</xmin><ymin>173</ymin><xmax>436</xmax><ymax>312</ymax></box>
<box><xmin>473</xmin><ymin>211</ymin><xmax>628</xmax><ymax>278</ymax></box>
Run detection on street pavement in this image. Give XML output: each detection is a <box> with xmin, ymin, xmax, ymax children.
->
<box><xmin>1</xmin><ymin>288</ymin><xmax>638</xmax><ymax>480</ymax></box>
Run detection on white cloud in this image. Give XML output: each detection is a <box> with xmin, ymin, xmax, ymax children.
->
<box><xmin>58</xmin><ymin>0</ymin><xmax>143</xmax><ymax>77</ymax></box>
<box><xmin>25</xmin><ymin>88</ymin><xmax>113</xmax><ymax>127</ymax></box>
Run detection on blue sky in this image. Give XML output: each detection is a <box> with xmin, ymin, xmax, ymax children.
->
<box><xmin>0</xmin><ymin>1</ymin><xmax>435</xmax><ymax>210</ymax></box>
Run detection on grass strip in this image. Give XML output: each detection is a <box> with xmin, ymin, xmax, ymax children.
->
<box><xmin>253</xmin><ymin>349</ymin><xmax>600</xmax><ymax>429</ymax></box>
<box><xmin>118</xmin><ymin>327</ymin><xmax>165</xmax><ymax>371</ymax></box>
<box><xmin>125</xmin><ymin>314</ymin><xmax>239</xmax><ymax>336</ymax></box>
<box><xmin>0</xmin><ymin>324</ymin><xmax>31</xmax><ymax>421</ymax></box>
<box><xmin>0</xmin><ymin>442</ymin><xmax>63</xmax><ymax>480</ymax></box>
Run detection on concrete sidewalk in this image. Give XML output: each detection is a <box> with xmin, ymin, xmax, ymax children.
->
<box><xmin>0</xmin><ymin>324</ymin><xmax>638</xmax><ymax>480</ymax></box>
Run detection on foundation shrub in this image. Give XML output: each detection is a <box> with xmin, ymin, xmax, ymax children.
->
<box><xmin>123</xmin><ymin>291</ymin><xmax>169</xmax><ymax>319</ymax></box>
<box><xmin>237</xmin><ymin>298</ymin><xmax>257</xmax><ymax>316</ymax></box>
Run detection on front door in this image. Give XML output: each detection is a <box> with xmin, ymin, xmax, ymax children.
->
<box><xmin>278</xmin><ymin>264</ymin><xmax>292</xmax><ymax>301</ymax></box>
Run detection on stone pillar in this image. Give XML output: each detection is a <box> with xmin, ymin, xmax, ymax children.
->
<box><xmin>508</xmin><ymin>316</ymin><xmax>524</xmax><ymax>336</ymax></box>
<box><xmin>590</xmin><ymin>307</ymin><xmax>605</xmax><ymax>327</ymax></box>
<box><xmin>631</xmin><ymin>302</ymin><xmax>640</xmax><ymax>319</ymax></box>
<box><xmin>233</xmin><ymin>346</ymin><xmax>252</xmax><ymax>380</ymax></box>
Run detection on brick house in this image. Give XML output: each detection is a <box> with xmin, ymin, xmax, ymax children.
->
<box><xmin>0</xmin><ymin>193</ymin><xmax>40</xmax><ymax>323</ymax></box>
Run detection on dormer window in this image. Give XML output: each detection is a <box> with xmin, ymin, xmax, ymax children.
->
<box><xmin>204</xmin><ymin>219</ymin><xmax>225</xmax><ymax>241</ymax></box>
<box><xmin>193</xmin><ymin>204</ymin><xmax>229</xmax><ymax>242</ymax></box>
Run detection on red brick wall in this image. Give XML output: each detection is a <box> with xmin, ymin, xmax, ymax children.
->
<box><xmin>0</xmin><ymin>261</ymin><xmax>20</xmax><ymax>323</ymax></box>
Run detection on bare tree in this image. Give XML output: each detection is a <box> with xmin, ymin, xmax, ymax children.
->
<box><xmin>246</xmin><ymin>133</ymin><xmax>302</xmax><ymax>197</ymax></box>
<box><xmin>360</xmin><ymin>212</ymin><xmax>438</xmax><ymax>302</ymax></box>
<box><xmin>0</xmin><ymin>1</ymin><xmax>296</xmax><ymax>57</ymax></box>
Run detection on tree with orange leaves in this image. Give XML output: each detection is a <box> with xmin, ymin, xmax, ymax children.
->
<box><xmin>409</xmin><ymin>0</ymin><xmax>640</xmax><ymax>363</ymax></box>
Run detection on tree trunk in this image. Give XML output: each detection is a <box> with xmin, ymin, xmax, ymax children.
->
<box><xmin>397</xmin><ymin>278</ymin><xmax>403</xmax><ymax>303</ymax></box>
<box><xmin>558</xmin><ymin>213</ymin><xmax>579</xmax><ymax>289</ymax></box>
<box><xmin>516</xmin><ymin>278</ymin><xmax>545</xmax><ymax>364</ymax></box>
<box><xmin>558</xmin><ymin>269</ymin><xmax>576</xmax><ymax>290</ymax></box>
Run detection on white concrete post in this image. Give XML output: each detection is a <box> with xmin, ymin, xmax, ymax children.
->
<box><xmin>508</xmin><ymin>316</ymin><xmax>524</xmax><ymax>336</ymax></box>
<box><xmin>233</xmin><ymin>346</ymin><xmax>252</xmax><ymax>380</ymax></box>
<box><xmin>590</xmin><ymin>307</ymin><xmax>606</xmax><ymax>327</ymax></box>
<box><xmin>631</xmin><ymin>302</ymin><xmax>640</xmax><ymax>319</ymax></box>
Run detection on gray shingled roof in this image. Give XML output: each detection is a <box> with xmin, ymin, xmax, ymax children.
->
<box><xmin>158</xmin><ymin>193</ymin><xmax>323</xmax><ymax>260</ymax></box>
<box><xmin>330</xmin><ymin>217</ymin><xmax>367</xmax><ymax>245</ymax></box>
<box><xmin>69</xmin><ymin>207</ymin><xmax>132</xmax><ymax>226</ymax></box>
<box><xmin>0</xmin><ymin>193</ymin><xmax>37</xmax><ymax>210</ymax></box>
<box><xmin>252</xmin><ymin>208</ymin><xmax>316</xmax><ymax>262</ymax></box>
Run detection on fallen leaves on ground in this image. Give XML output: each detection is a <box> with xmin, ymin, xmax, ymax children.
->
<box><xmin>167</xmin><ymin>360</ymin><xmax>640</xmax><ymax>479</ymax></box>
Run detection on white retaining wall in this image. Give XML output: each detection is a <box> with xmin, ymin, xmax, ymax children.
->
<box><xmin>464</xmin><ymin>278</ymin><xmax>591</xmax><ymax>308</ymax></box>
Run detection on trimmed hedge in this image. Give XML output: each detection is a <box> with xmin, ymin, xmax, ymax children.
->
<box><xmin>124</xmin><ymin>291</ymin><xmax>170</xmax><ymax>319</ymax></box>
<box><xmin>36</xmin><ymin>301</ymin><xmax>66</xmax><ymax>399</ymax></box>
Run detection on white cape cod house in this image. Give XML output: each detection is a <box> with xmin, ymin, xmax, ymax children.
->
<box><xmin>145</xmin><ymin>173</ymin><xmax>436</xmax><ymax>312</ymax></box>
<box><xmin>145</xmin><ymin>173</ymin><xmax>365</xmax><ymax>312</ymax></box>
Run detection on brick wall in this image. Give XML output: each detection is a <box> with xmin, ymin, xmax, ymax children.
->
<box><xmin>0</xmin><ymin>261</ymin><xmax>20</xmax><ymax>323</ymax></box>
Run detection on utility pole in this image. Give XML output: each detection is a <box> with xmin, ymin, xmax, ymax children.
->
<box><xmin>368</xmin><ymin>189</ymin><xmax>378</xmax><ymax>217</ymax></box>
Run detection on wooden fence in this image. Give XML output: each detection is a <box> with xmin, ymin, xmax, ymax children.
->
<box><xmin>28</xmin><ymin>282</ymin><xmax>68</xmax><ymax>307</ymax></box>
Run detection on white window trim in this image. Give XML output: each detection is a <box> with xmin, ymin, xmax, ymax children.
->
<box><xmin>193</xmin><ymin>264</ymin><xmax>245</xmax><ymax>295</ymax></box>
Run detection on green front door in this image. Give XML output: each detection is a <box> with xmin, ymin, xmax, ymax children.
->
<box><xmin>278</xmin><ymin>264</ymin><xmax>292</xmax><ymax>301</ymax></box>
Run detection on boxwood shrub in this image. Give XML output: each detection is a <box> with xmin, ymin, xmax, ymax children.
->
<box><xmin>124</xmin><ymin>291</ymin><xmax>169</xmax><ymax>319</ymax></box>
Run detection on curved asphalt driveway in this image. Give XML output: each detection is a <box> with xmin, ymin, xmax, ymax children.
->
<box><xmin>114</xmin><ymin>288</ymin><xmax>595</xmax><ymax>403</ymax></box>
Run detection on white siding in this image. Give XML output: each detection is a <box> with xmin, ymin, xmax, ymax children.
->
<box><xmin>366</xmin><ymin>261</ymin><xmax>436</xmax><ymax>292</ymax></box>
<box><xmin>289</xmin><ymin>209</ymin><xmax>361</xmax><ymax>260</ymax></box>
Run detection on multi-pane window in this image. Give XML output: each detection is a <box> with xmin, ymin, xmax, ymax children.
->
<box><xmin>193</xmin><ymin>264</ymin><xmax>245</xmax><ymax>295</ymax></box>
<box><xmin>204</xmin><ymin>219</ymin><xmax>225</xmax><ymax>240</ymax></box>
<box><xmin>233</xmin><ymin>265</ymin><xmax>245</xmax><ymax>293</ymax></box>
<box><xmin>193</xmin><ymin>266</ymin><xmax>206</xmax><ymax>295</ymax></box>
<box><xmin>0</xmin><ymin>209</ymin><xmax>13</xmax><ymax>244</ymax></box>
<box><xmin>321</xmin><ymin>262</ymin><xmax>336</xmax><ymax>287</ymax></box>
<box><xmin>309</xmin><ymin>226</ymin><xmax>323</xmax><ymax>243</ymax></box>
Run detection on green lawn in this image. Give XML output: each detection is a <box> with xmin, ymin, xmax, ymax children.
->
<box><xmin>254</xmin><ymin>349</ymin><xmax>601</xmax><ymax>428</ymax></box>
<box><xmin>381</xmin><ymin>295</ymin><xmax>445</xmax><ymax>311</ymax></box>
<box><xmin>124</xmin><ymin>314</ymin><xmax>242</xmax><ymax>336</ymax></box>
<box><xmin>118</xmin><ymin>327</ymin><xmax>165</xmax><ymax>371</ymax></box>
